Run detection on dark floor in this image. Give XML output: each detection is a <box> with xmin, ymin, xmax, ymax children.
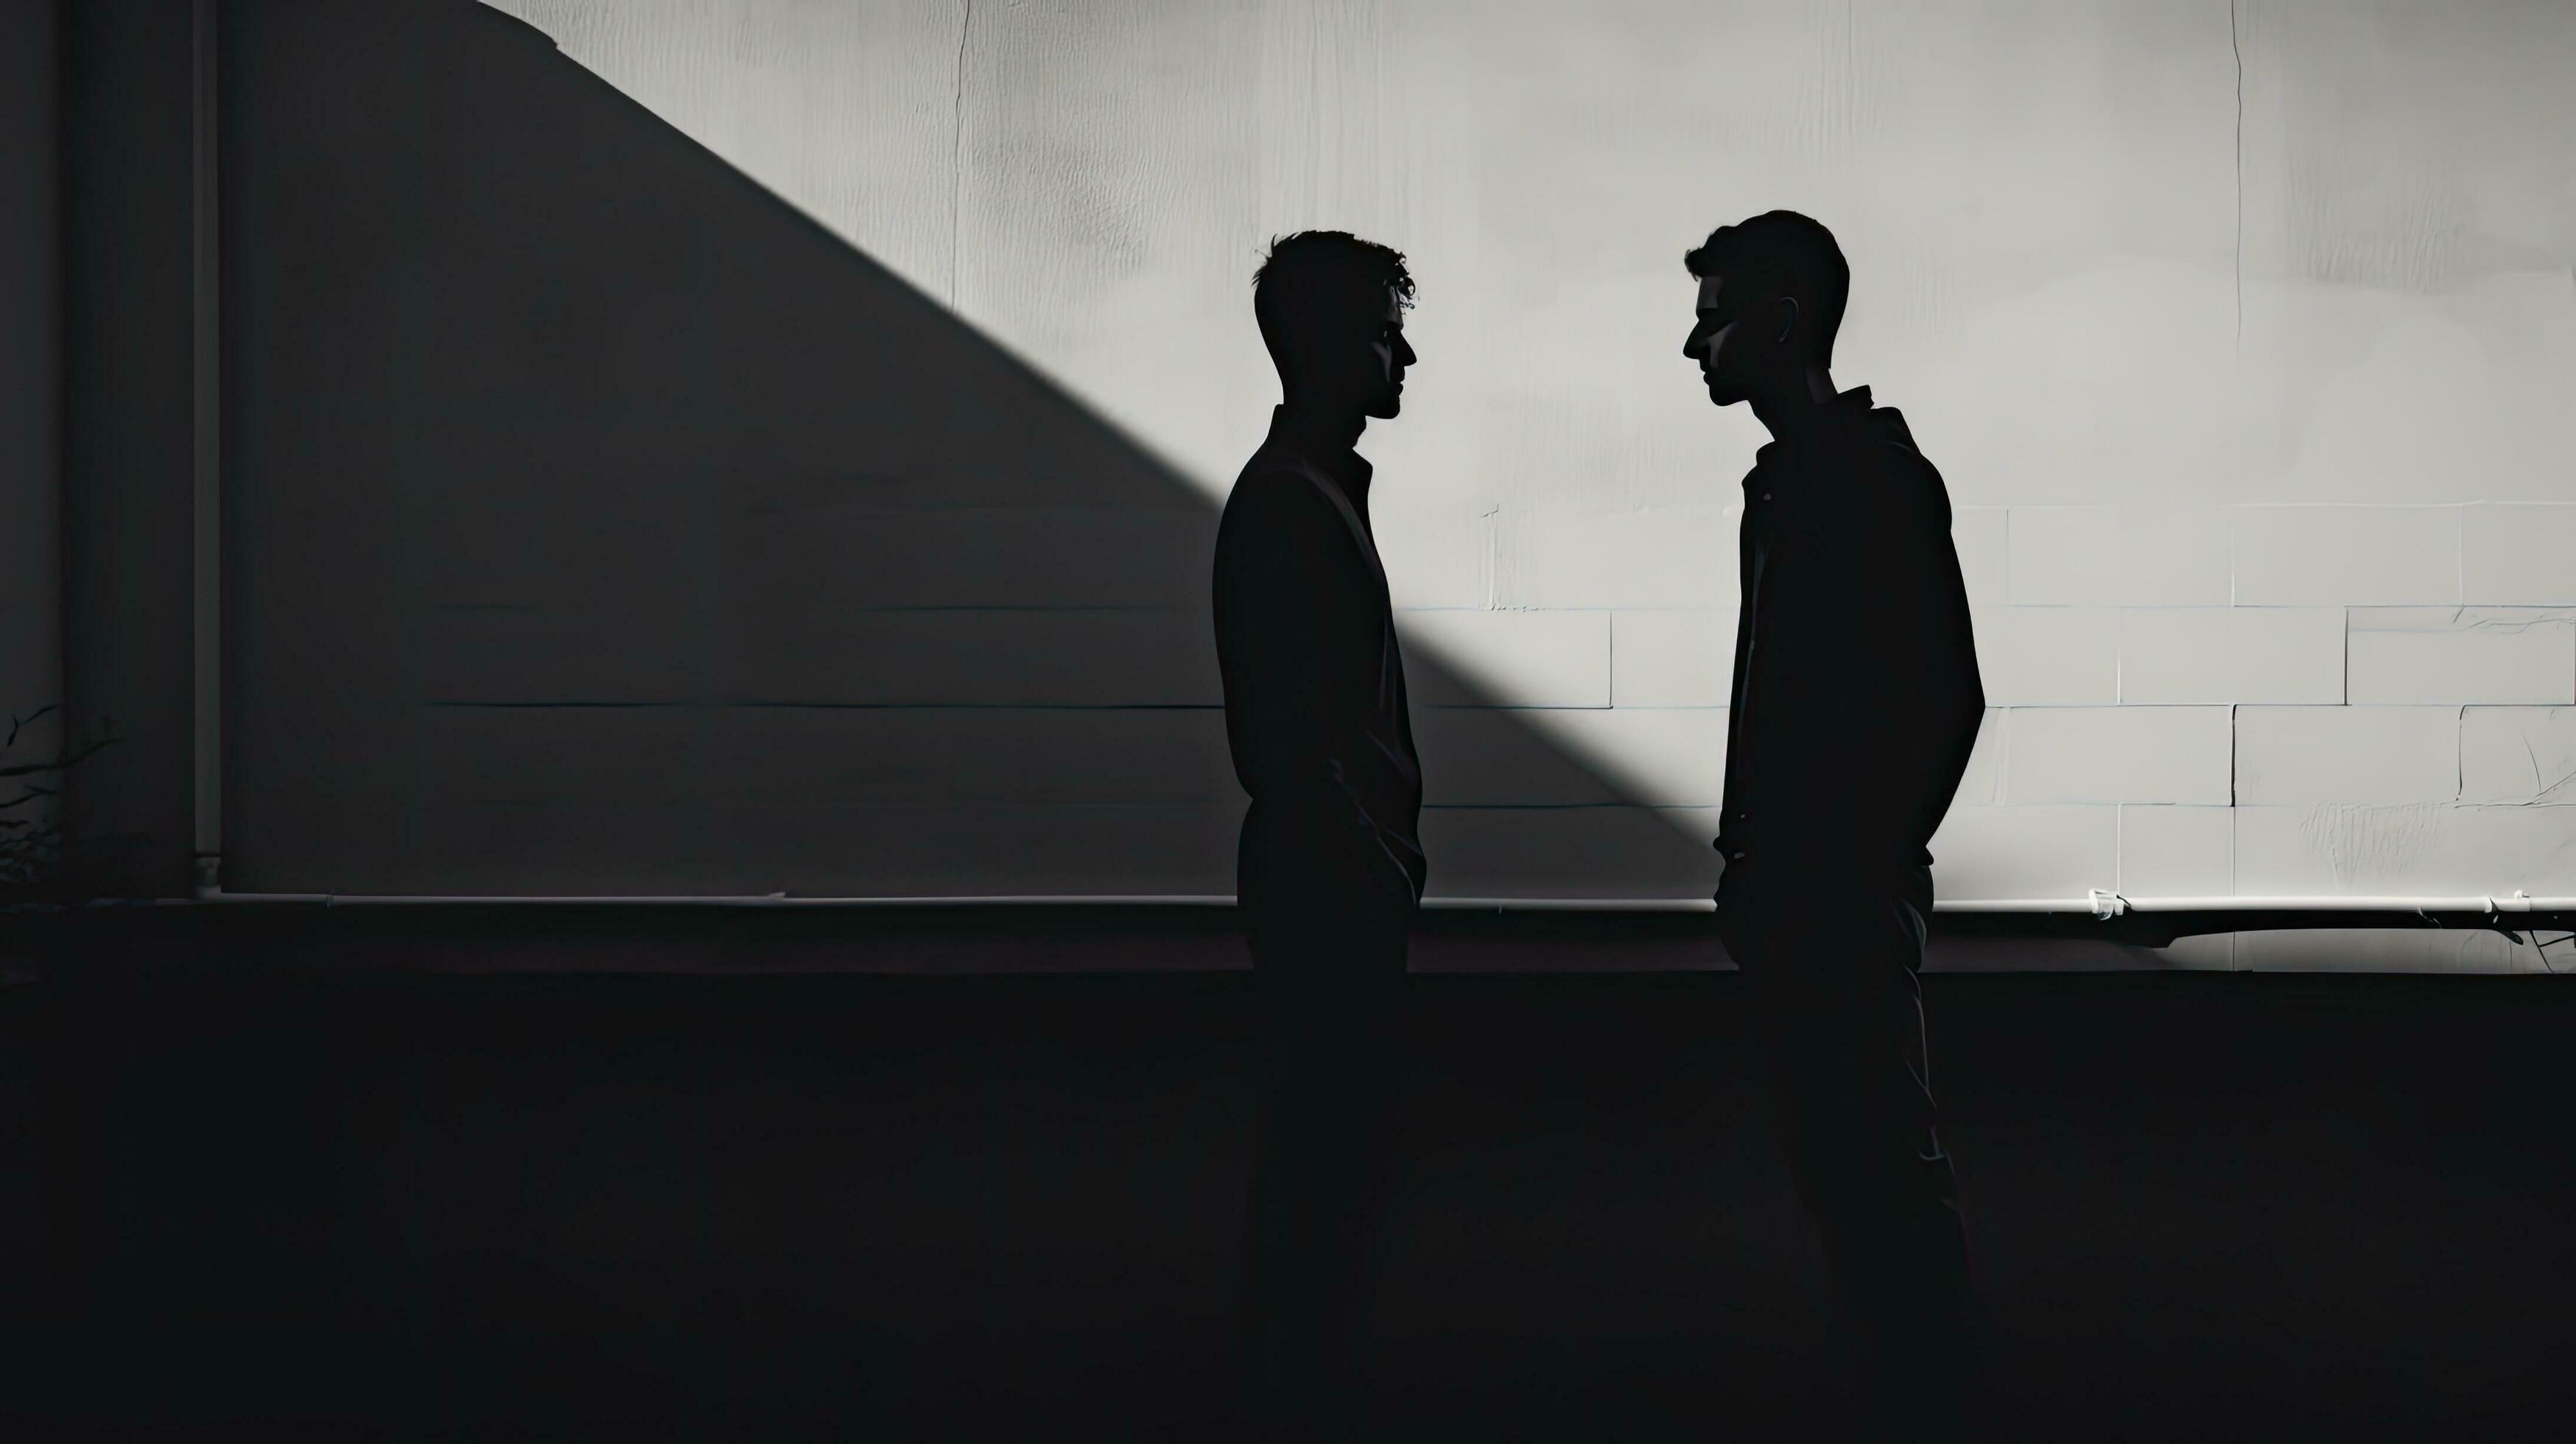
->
<box><xmin>5</xmin><ymin>948</ymin><xmax>2575</xmax><ymax>1440</ymax></box>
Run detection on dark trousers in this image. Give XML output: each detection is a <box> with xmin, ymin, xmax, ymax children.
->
<box><xmin>1715</xmin><ymin>867</ymin><xmax>1977</xmax><ymax>1437</ymax></box>
<box><xmin>1236</xmin><ymin>876</ymin><xmax>1414</xmax><ymax>1442</ymax></box>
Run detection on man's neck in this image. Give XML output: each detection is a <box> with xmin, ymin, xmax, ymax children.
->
<box><xmin>1278</xmin><ymin>399</ymin><xmax>1366</xmax><ymax>453</ymax></box>
<box><xmin>1749</xmin><ymin>367</ymin><xmax>1845</xmax><ymax>450</ymax></box>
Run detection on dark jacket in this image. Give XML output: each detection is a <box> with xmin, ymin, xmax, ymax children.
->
<box><xmin>1716</xmin><ymin>387</ymin><xmax>1985</xmax><ymax>892</ymax></box>
<box><xmin>1212</xmin><ymin>407</ymin><xmax>1427</xmax><ymax>908</ymax></box>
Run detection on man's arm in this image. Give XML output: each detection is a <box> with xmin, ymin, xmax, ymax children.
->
<box><xmin>1214</xmin><ymin>475</ymin><xmax>1414</xmax><ymax>895</ymax></box>
<box><xmin>1877</xmin><ymin>460</ymin><xmax>1987</xmax><ymax>849</ymax></box>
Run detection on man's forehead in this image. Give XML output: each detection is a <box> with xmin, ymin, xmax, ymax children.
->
<box><xmin>1696</xmin><ymin>274</ymin><xmax>1726</xmax><ymax>310</ymax></box>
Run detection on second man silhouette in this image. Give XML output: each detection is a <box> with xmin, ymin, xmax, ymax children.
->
<box><xmin>1682</xmin><ymin>210</ymin><xmax>1988</xmax><ymax>1436</ymax></box>
<box><xmin>1212</xmin><ymin>229</ymin><xmax>1425</xmax><ymax>1440</ymax></box>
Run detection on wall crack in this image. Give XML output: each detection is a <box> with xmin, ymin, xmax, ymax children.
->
<box><xmin>2231</xmin><ymin>0</ymin><xmax>2242</xmax><ymax>354</ymax></box>
<box><xmin>950</xmin><ymin>0</ymin><xmax>972</xmax><ymax>309</ymax></box>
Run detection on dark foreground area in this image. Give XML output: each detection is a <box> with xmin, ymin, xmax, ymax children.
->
<box><xmin>4</xmin><ymin>945</ymin><xmax>2574</xmax><ymax>1440</ymax></box>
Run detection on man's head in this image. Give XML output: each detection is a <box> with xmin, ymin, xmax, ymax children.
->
<box><xmin>1681</xmin><ymin>211</ymin><xmax>1848</xmax><ymax>407</ymax></box>
<box><xmin>1254</xmin><ymin>230</ymin><xmax>1417</xmax><ymax>421</ymax></box>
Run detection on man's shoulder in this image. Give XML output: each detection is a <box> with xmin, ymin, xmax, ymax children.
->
<box><xmin>1232</xmin><ymin>444</ymin><xmax>1324</xmax><ymax>490</ymax></box>
<box><xmin>1850</xmin><ymin>407</ymin><xmax>1951</xmax><ymax>522</ymax></box>
<box><xmin>1216</xmin><ymin>458</ymin><xmax>1364</xmax><ymax>578</ymax></box>
<box><xmin>1222</xmin><ymin>458</ymin><xmax>1342</xmax><ymax>529</ymax></box>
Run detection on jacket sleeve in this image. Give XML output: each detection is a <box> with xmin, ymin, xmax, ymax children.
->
<box><xmin>1874</xmin><ymin>456</ymin><xmax>1988</xmax><ymax>850</ymax></box>
<box><xmin>1214</xmin><ymin>475</ymin><xmax>1410</xmax><ymax>889</ymax></box>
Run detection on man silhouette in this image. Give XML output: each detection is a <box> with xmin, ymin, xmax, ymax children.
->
<box><xmin>1212</xmin><ymin>229</ymin><xmax>1425</xmax><ymax>1440</ymax></box>
<box><xmin>1680</xmin><ymin>211</ymin><xmax>1987</xmax><ymax>1434</ymax></box>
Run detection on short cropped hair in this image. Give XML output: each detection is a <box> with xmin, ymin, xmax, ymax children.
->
<box><xmin>1252</xmin><ymin>230</ymin><xmax>1415</xmax><ymax>375</ymax></box>
<box><xmin>1683</xmin><ymin>211</ymin><xmax>1849</xmax><ymax>368</ymax></box>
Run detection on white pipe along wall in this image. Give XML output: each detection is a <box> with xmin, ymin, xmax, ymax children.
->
<box><xmin>172</xmin><ymin>886</ymin><xmax>2576</xmax><ymax>975</ymax></box>
<box><xmin>179</xmin><ymin>1</ymin><xmax>2576</xmax><ymax>972</ymax></box>
<box><xmin>189</xmin><ymin>888</ymin><xmax>2576</xmax><ymax>918</ymax></box>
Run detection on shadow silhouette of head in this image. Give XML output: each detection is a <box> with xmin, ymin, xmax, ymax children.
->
<box><xmin>1681</xmin><ymin>210</ymin><xmax>1850</xmax><ymax>410</ymax></box>
<box><xmin>1254</xmin><ymin>231</ymin><xmax>1419</xmax><ymax>424</ymax></box>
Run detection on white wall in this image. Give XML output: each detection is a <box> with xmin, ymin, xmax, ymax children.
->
<box><xmin>466</xmin><ymin>1</ymin><xmax>2576</xmax><ymax>946</ymax></box>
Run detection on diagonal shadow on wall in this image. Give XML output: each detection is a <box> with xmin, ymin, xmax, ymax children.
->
<box><xmin>217</xmin><ymin>0</ymin><xmax>1719</xmax><ymax>902</ymax></box>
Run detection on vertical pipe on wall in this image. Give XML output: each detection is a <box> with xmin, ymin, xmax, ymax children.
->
<box><xmin>191</xmin><ymin>0</ymin><xmax>220</xmax><ymax>896</ymax></box>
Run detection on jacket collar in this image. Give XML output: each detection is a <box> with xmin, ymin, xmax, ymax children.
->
<box><xmin>1750</xmin><ymin>385</ymin><xmax>1876</xmax><ymax>476</ymax></box>
<box><xmin>1265</xmin><ymin>405</ymin><xmax>1374</xmax><ymax>509</ymax></box>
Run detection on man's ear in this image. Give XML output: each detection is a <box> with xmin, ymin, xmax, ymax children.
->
<box><xmin>1772</xmin><ymin>295</ymin><xmax>1800</xmax><ymax>347</ymax></box>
